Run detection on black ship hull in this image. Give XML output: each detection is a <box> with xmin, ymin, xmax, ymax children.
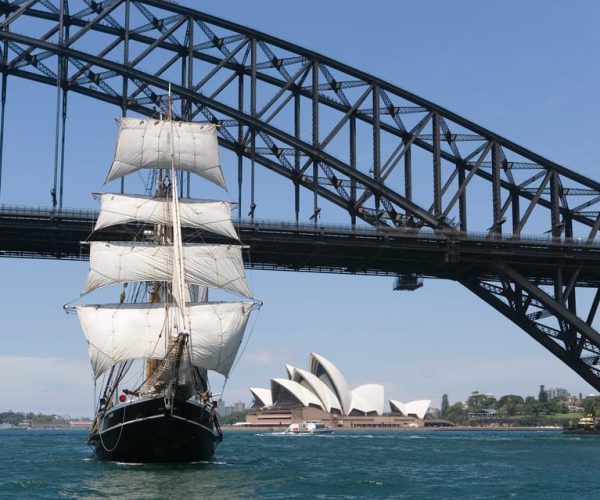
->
<box><xmin>89</xmin><ymin>397</ymin><xmax>222</xmax><ymax>463</ymax></box>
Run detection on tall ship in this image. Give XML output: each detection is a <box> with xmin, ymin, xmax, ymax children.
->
<box><xmin>68</xmin><ymin>105</ymin><xmax>259</xmax><ymax>463</ymax></box>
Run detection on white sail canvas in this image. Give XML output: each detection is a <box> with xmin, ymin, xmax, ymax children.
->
<box><xmin>84</xmin><ymin>242</ymin><xmax>251</xmax><ymax>297</ymax></box>
<box><xmin>94</xmin><ymin>194</ymin><xmax>239</xmax><ymax>240</ymax></box>
<box><xmin>105</xmin><ymin>118</ymin><xmax>226</xmax><ymax>187</ymax></box>
<box><xmin>76</xmin><ymin>301</ymin><xmax>254</xmax><ymax>378</ymax></box>
<box><xmin>71</xmin><ymin>111</ymin><xmax>259</xmax><ymax>463</ymax></box>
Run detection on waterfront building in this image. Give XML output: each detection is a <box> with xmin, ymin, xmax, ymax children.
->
<box><xmin>566</xmin><ymin>395</ymin><xmax>584</xmax><ymax>412</ymax></box>
<box><xmin>468</xmin><ymin>409</ymin><xmax>498</xmax><ymax>419</ymax></box>
<box><xmin>246</xmin><ymin>352</ymin><xmax>431</xmax><ymax>428</ymax></box>
<box><xmin>69</xmin><ymin>420</ymin><xmax>93</xmax><ymax>429</ymax></box>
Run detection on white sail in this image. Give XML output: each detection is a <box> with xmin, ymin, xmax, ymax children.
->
<box><xmin>76</xmin><ymin>301</ymin><xmax>254</xmax><ymax>379</ymax></box>
<box><xmin>105</xmin><ymin>118</ymin><xmax>225</xmax><ymax>188</ymax></box>
<box><xmin>84</xmin><ymin>242</ymin><xmax>251</xmax><ymax>297</ymax></box>
<box><xmin>94</xmin><ymin>194</ymin><xmax>239</xmax><ymax>240</ymax></box>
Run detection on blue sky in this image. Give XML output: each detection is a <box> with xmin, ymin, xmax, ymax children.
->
<box><xmin>1</xmin><ymin>0</ymin><xmax>599</xmax><ymax>417</ymax></box>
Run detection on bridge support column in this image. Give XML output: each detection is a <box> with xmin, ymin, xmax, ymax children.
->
<box><xmin>432</xmin><ymin>112</ymin><xmax>441</xmax><ymax>217</ymax></box>
<box><xmin>0</xmin><ymin>71</ymin><xmax>6</xmax><ymax>200</ymax></box>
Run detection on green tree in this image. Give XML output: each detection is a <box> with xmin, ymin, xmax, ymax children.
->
<box><xmin>444</xmin><ymin>402</ymin><xmax>468</xmax><ymax>425</ymax></box>
<box><xmin>548</xmin><ymin>398</ymin><xmax>569</xmax><ymax>413</ymax></box>
<box><xmin>524</xmin><ymin>396</ymin><xmax>541</xmax><ymax>416</ymax></box>
<box><xmin>538</xmin><ymin>385</ymin><xmax>548</xmax><ymax>402</ymax></box>
<box><xmin>441</xmin><ymin>394</ymin><xmax>449</xmax><ymax>416</ymax></box>
<box><xmin>582</xmin><ymin>396</ymin><xmax>600</xmax><ymax>416</ymax></box>
<box><xmin>0</xmin><ymin>411</ymin><xmax>23</xmax><ymax>425</ymax></box>
<box><xmin>497</xmin><ymin>395</ymin><xmax>524</xmax><ymax>407</ymax></box>
<box><xmin>497</xmin><ymin>395</ymin><xmax>524</xmax><ymax>417</ymax></box>
<box><xmin>467</xmin><ymin>391</ymin><xmax>497</xmax><ymax>411</ymax></box>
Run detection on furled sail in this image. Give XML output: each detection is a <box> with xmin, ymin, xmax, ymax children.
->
<box><xmin>84</xmin><ymin>242</ymin><xmax>251</xmax><ymax>297</ymax></box>
<box><xmin>76</xmin><ymin>301</ymin><xmax>255</xmax><ymax>379</ymax></box>
<box><xmin>105</xmin><ymin>118</ymin><xmax>225</xmax><ymax>188</ymax></box>
<box><xmin>94</xmin><ymin>193</ymin><xmax>239</xmax><ymax>240</ymax></box>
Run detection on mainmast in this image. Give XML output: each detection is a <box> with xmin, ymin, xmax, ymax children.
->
<box><xmin>74</xmin><ymin>106</ymin><xmax>257</xmax><ymax>390</ymax></box>
<box><xmin>166</xmin><ymin>90</ymin><xmax>189</xmax><ymax>336</ymax></box>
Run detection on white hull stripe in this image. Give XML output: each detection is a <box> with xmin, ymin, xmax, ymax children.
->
<box><xmin>99</xmin><ymin>412</ymin><xmax>219</xmax><ymax>437</ymax></box>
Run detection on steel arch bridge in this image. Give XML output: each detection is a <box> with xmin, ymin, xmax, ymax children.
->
<box><xmin>1</xmin><ymin>0</ymin><xmax>600</xmax><ymax>390</ymax></box>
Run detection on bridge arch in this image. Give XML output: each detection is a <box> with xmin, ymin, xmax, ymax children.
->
<box><xmin>0</xmin><ymin>1</ymin><xmax>600</xmax><ymax>390</ymax></box>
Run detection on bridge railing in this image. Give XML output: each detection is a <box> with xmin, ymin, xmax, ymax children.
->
<box><xmin>0</xmin><ymin>204</ymin><xmax>597</xmax><ymax>249</ymax></box>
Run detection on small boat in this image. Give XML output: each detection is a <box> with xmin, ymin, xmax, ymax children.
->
<box><xmin>563</xmin><ymin>416</ymin><xmax>600</xmax><ymax>435</ymax></box>
<box><xmin>285</xmin><ymin>420</ymin><xmax>332</xmax><ymax>434</ymax></box>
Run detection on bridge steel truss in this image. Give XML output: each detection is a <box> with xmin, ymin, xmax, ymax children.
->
<box><xmin>1</xmin><ymin>0</ymin><xmax>600</xmax><ymax>388</ymax></box>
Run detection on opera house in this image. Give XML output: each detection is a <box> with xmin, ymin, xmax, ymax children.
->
<box><xmin>245</xmin><ymin>352</ymin><xmax>431</xmax><ymax>429</ymax></box>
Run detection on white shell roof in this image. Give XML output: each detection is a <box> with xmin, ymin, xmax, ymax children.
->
<box><xmin>249</xmin><ymin>352</ymin><xmax>431</xmax><ymax>418</ymax></box>
<box><xmin>309</xmin><ymin>352</ymin><xmax>351</xmax><ymax>414</ymax></box>
<box><xmin>292</xmin><ymin>367</ymin><xmax>342</xmax><ymax>413</ymax></box>
<box><xmin>349</xmin><ymin>384</ymin><xmax>385</xmax><ymax>416</ymax></box>
<box><xmin>284</xmin><ymin>363</ymin><xmax>295</xmax><ymax>380</ymax></box>
<box><xmin>389</xmin><ymin>399</ymin><xmax>431</xmax><ymax>419</ymax></box>
<box><xmin>249</xmin><ymin>387</ymin><xmax>273</xmax><ymax>408</ymax></box>
<box><xmin>270</xmin><ymin>378</ymin><xmax>324</xmax><ymax>410</ymax></box>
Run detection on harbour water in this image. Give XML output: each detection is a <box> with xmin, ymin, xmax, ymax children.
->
<box><xmin>0</xmin><ymin>429</ymin><xmax>598</xmax><ymax>498</ymax></box>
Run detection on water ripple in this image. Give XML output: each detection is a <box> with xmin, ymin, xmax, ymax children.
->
<box><xmin>1</xmin><ymin>429</ymin><xmax>598</xmax><ymax>498</ymax></box>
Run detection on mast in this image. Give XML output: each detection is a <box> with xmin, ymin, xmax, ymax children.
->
<box><xmin>74</xmin><ymin>102</ymin><xmax>256</xmax><ymax>391</ymax></box>
<box><xmin>167</xmin><ymin>87</ymin><xmax>189</xmax><ymax>336</ymax></box>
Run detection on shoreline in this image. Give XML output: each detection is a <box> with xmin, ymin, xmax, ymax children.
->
<box><xmin>222</xmin><ymin>425</ymin><xmax>562</xmax><ymax>433</ymax></box>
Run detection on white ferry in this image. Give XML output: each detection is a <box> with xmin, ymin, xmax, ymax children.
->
<box><xmin>285</xmin><ymin>420</ymin><xmax>333</xmax><ymax>434</ymax></box>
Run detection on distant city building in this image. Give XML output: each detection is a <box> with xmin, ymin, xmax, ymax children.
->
<box><xmin>567</xmin><ymin>396</ymin><xmax>584</xmax><ymax>412</ymax></box>
<box><xmin>544</xmin><ymin>387</ymin><xmax>570</xmax><ymax>400</ymax></box>
<box><xmin>218</xmin><ymin>400</ymin><xmax>247</xmax><ymax>417</ymax></box>
<box><xmin>232</xmin><ymin>401</ymin><xmax>246</xmax><ymax>413</ymax></box>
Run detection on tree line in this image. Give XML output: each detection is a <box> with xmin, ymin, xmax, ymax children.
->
<box><xmin>0</xmin><ymin>411</ymin><xmax>60</xmax><ymax>425</ymax></box>
<box><xmin>439</xmin><ymin>385</ymin><xmax>599</xmax><ymax>425</ymax></box>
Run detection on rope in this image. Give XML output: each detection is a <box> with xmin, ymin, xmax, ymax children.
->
<box><xmin>228</xmin><ymin>305</ymin><xmax>262</xmax><ymax>377</ymax></box>
<box><xmin>215</xmin><ymin>242</ymin><xmax>262</xmax><ymax>404</ymax></box>
<box><xmin>97</xmin><ymin>403</ymin><xmax>127</xmax><ymax>453</ymax></box>
<box><xmin>94</xmin><ymin>360</ymin><xmax>132</xmax><ymax>453</ymax></box>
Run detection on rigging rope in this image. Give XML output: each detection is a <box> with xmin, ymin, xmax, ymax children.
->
<box><xmin>97</xmin><ymin>403</ymin><xmax>127</xmax><ymax>453</ymax></box>
<box><xmin>228</xmin><ymin>306</ymin><xmax>262</xmax><ymax>378</ymax></box>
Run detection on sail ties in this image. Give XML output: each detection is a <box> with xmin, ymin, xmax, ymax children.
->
<box><xmin>93</xmin><ymin>194</ymin><xmax>240</xmax><ymax>240</ymax></box>
<box><xmin>105</xmin><ymin>118</ymin><xmax>226</xmax><ymax>188</ymax></box>
<box><xmin>83</xmin><ymin>242</ymin><xmax>252</xmax><ymax>298</ymax></box>
<box><xmin>76</xmin><ymin>301</ymin><xmax>257</xmax><ymax>379</ymax></box>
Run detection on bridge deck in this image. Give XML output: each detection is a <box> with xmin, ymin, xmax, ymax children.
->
<box><xmin>1</xmin><ymin>206</ymin><xmax>598</xmax><ymax>286</ymax></box>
